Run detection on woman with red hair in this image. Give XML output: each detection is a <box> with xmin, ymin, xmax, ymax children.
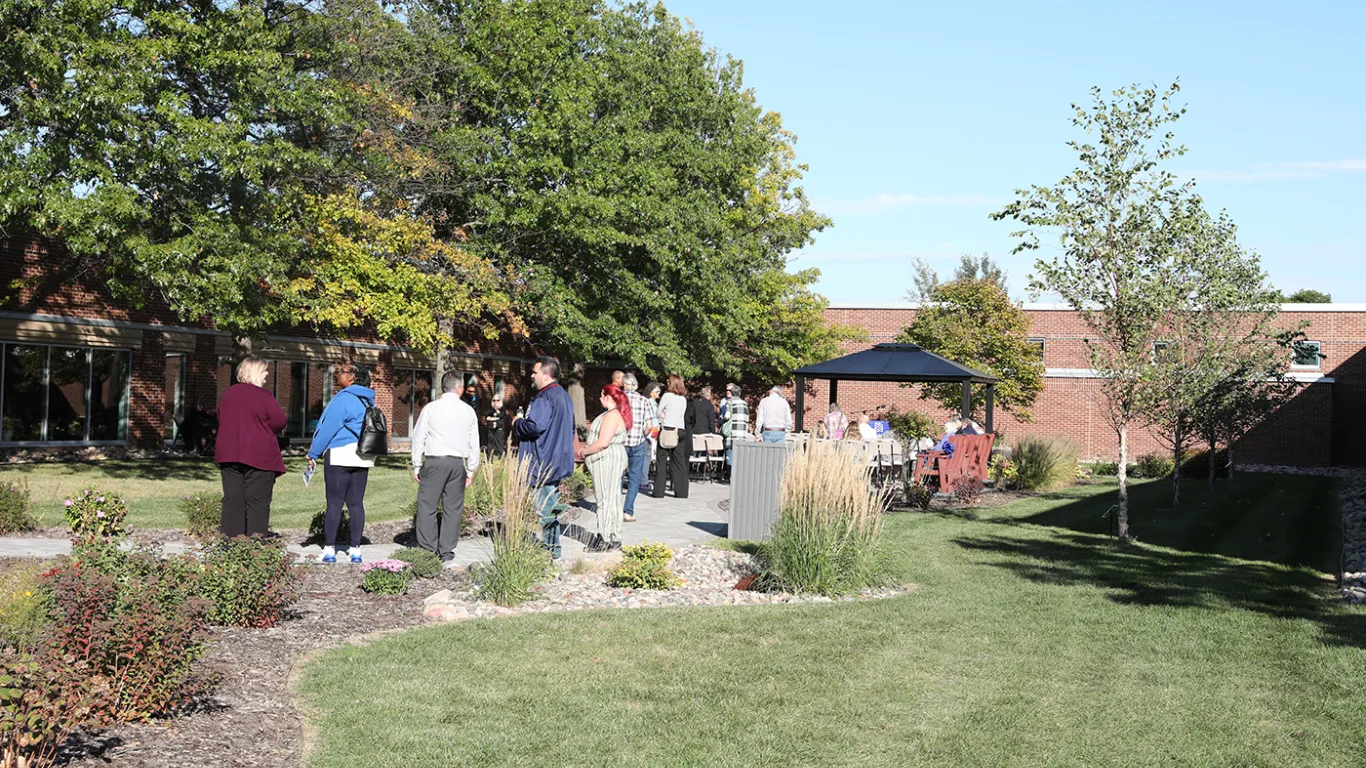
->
<box><xmin>577</xmin><ymin>384</ymin><xmax>632</xmax><ymax>551</ymax></box>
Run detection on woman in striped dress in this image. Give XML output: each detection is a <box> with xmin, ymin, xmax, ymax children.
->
<box><xmin>577</xmin><ymin>384</ymin><xmax>631</xmax><ymax>552</ymax></box>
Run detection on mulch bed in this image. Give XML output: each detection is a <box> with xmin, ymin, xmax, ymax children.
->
<box><xmin>60</xmin><ymin>564</ymin><xmax>470</xmax><ymax>768</ymax></box>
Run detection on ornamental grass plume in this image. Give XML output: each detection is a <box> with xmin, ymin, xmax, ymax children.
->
<box><xmin>475</xmin><ymin>458</ymin><xmax>552</xmax><ymax>606</ymax></box>
<box><xmin>767</xmin><ymin>441</ymin><xmax>889</xmax><ymax>596</ymax></box>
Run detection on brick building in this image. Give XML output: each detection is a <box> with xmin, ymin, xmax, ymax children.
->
<box><xmin>3</xmin><ymin>235</ymin><xmax>1363</xmax><ymax>467</ymax></box>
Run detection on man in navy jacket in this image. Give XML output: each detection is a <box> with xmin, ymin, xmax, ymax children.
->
<box><xmin>513</xmin><ymin>356</ymin><xmax>574</xmax><ymax>554</ymax></box>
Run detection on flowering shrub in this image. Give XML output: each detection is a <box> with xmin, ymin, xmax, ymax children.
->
<box><xmin>197</xmin><ymin>537</ymin><xmax>303</xmax><ymax>628</ymax></box>
<box><xmin>0</xmin><ymin>563</ymin><xmax>50</xmax><ymax>653</ymax></box>
<box><xmin>607</xmin><ymin>541</ymin><xmax>679</xmax><ymax>590</ymax></box>
<box><xmin>953</xmin><ymin>477</ymin><xmax>985</xmax><ymax>506</ymax></box>
<box><xmin>360</xmin><ymin>560</ymin><xmax>412</xmax><ymax>595</ymax></box>
<box><xmin>62</xmin><ymin>488</ymin><xmax>129</xmax><ymax>540</ymax></box>
<box><xmin>989</xmin><ymin>454</ymin><xmax>1018</xmax><ymax>489</ymax></box>
<box><xmin>0</xmin><ymin>649</ymin><xmax>104</xmax><ymax>768</ymax></box>
<box><xmin>180</xmin><ymin>492</ymin><xmax>222</xmax><ymax>538</ymax></box>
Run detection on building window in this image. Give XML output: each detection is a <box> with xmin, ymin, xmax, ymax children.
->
<box><xmin>493</xmin><ymin>374</ymin><xmax>505</xmax><ymax>400</ymax></box>
<box><xmin>1292</xmin><ymin>341</ymin><xmax>1322</xmax><ymax>369</ymax></box>
<box><xmin>1027</xmin><ymin>338</ymin><xmax>1045</xmax><ymax>362</ymax></box>
<box><xmin>0</xmin><ymin>343</ymin><xmax>130</xmax><ymax>444</ymax></box>
<box><xmin>165</xmin><ymin>354</ymin><xmax>187</xmax><ymax>444</ymax></box>
<box><xmin>288</xmin><ymin>361</ymin><xmax>309</xmax><ymax>438</ymax></box>
<box><xmin>392</xmin><ymin>369</ymin><xmax>434</xmax><ymax>438</ymax></box>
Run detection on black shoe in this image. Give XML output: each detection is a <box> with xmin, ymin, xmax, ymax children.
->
<box><xmin>606</xmin><ymin>538</ymin><xmax>622</xmax><ymax>552</ymax></box>
<box><xmin>586</xmin><ymin>534</ymin><xmax>608</xmax><ymax>553</ymax></box>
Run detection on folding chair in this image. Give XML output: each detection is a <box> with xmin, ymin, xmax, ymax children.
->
<box><xmin>704</xmin><ymin>434</ymin><xmax>726</xmax><ymax>480</ymax></box>
<box><xmin>688</xmin><ymin>433</ymin><xmax>710</xmax><ymax>482</ymax></box>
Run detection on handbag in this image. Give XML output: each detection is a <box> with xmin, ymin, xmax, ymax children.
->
<box><xmin>659</xmin><ymin>426</ymin><xmax>680</xmax><ymax>449</ymax></box>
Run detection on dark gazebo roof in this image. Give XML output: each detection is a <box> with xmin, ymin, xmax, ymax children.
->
<box><xmin>792</xmin><ymin>343</ymin><xmax>998</xmax><ymax>384</ymax></box>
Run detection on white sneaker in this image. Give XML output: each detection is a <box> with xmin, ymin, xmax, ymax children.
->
<box><xmin>321</xmin><ymin>545</ymin><xmax>336</xmax><ymax>564</ymax></box>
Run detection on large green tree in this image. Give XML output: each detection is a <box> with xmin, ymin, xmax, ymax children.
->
<box><xmin>992</xmin><ymin>81</ymin><xmax>1196</xmax><ymax>544</ymax></box>
<box><xmin>402</xmin><ymin>0</ymin><xmax>843</xmax><ymax>378</ymax></box>
<box><xmin>897</xmin><ymin>278</ymin><xmax>1043</xmax><ymax>421</ymax></box>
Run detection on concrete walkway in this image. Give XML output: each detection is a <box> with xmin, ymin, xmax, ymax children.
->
<box><xmin>0</xmin><ymin>481</ymin><xmax>731</xmax><ymax>567</ymax></box>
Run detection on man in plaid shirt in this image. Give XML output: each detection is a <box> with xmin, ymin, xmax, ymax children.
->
<box><xmin>621</xmin><ymin>373</ymin><xmax>656</xmax><ymax>522</ymax></box>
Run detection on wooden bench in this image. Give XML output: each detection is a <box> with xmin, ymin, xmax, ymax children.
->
<box><xmin>911</xmin><ymin>434</ymin><xmax>995</xmax><ymax>493</ymax></box>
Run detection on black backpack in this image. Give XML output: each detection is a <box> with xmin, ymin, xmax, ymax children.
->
<box><xmin>345</xmin><ymin>392</ymin><xmax>389</xmax><ymax>456</ymax></box>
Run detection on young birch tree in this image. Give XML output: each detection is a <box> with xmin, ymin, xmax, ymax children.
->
<box><xmin>992</xmin><ymin>82</ymin><xmax>1195</xmax><ymax>543</ymax></box>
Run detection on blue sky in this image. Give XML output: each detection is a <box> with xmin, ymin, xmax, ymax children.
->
<box><xmin>662</xmin><ymin>0</ymin><xmax>1366</xmax><ymax>304</ymax></box>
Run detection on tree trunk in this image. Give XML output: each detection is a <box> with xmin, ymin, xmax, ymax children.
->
<box><xmin>1228</xmin><ymin>442</ymin><xmax>1235</xmax><ymax>483</ymax></box>
<box><xmin>1116</xmin><ymin>425</ymin><xmax>1130</xmax><ymax>542</ymax></box>
<box><xmin>1208</xmin><ymin>435</ymin><xmax>1216</xmax><ymax>489</ymax></box>
<box><xmin>566</xmin><ymin>362</ymin><xmax>587</xmax><ymax>433</ymax></box>
<box><xmin>1171</xmin><ymin>421</ymin><xmax>1181</xmax><ymax>506</ymax></box>
<box><xmin>229</xmin><ymin>337</ymin><xmax>253</xmax><ymax>383</ymax></box>
<box><xmin>433</xmin><ymin>316</ymin><xmax>453</xmax><ymax>387</ymax></box>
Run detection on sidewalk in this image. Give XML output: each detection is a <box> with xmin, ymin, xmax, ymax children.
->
<box><xmin>0</xmin><ymin>481</ymin><xmax>731</xmax><ymax>567</ymax></box>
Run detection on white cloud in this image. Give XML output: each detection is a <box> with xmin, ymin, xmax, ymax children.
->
<box><xmin>1187</xmin><ymin>158</ymin><xmax>1366</xmax><ymax>183</ymax></box>
<box><xmin>816</xmin><ymin>192</ymin><xmax>996</xmax><ymax>215</ymax></box>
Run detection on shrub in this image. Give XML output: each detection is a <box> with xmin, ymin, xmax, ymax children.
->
<box><xmin>308</xmin><ymin>509</ymin><xmax>351</xmax><ymax>545</ymax></box>
<box><xmin>1182</xmin><ymin>448</ymin><xmax>1228</xmax><ymax>479</ymax></box>
<box><xmin>41</xmin><ymin>549</ymin><xmax>212</xmax><ymax>723</ymax></box>
<box><xmin>619</xmin><ymin>541</ymin><xmax>673</xmax><ymax>568</ymax></box>
<box><xmin>62</xmin><ymin>488</ymin><xmax>129</xmax><ymax>540</ymax></box>
<box><xmin>1012</xmin><ymin>437</ymin><xmax>1080</xmax><ymax>491</ymax></box>
<box><xmin>360</xmin><ymin>560</ymin><xmax>413</xmax><ymax>595</ymax></box>
<box><xmin>1084</xmin><ymin>460</ymin><xmax>1120</xmax><ymax>476</ymax></box>
<box><xmin>465</xmin><ymin>455</ymin><xmax>511</xmax><ymax>516</ymax></box>
<box><xmin>0</xmin><ymin>481</ymin><xmax>37</xmax><ymax>534</ymax></box>
<box><xmin>475</xmin><ymin>460</ymin><xmax>552</xmax><ymax>606</ymax></box>
<box><xmin>953</xmin><ymin>477</ymin><xmax>985</xmax><ymax>506</ymax></box>
<box><xmin>904</xmin><ymin>481</ymin><xmax>936</xmax><ymax>510</ymax></box>
<box><xmin>197</xmin><ymin>537</ymin><xmax>303</xmax><ymax>628</ymax></box>
<box><xmin>988</xmin><ymin>454</ymin><xmax>1018</xmax><ymax>489</ymax></box>
<box><xmin>882</xmin><ymin>406</ymin><xmax>939</xmax><ymax>444</ymax></box>
<box><xmin>180</xmin><ymin>492</ymin><xmax>222</xmax><ymax>538</ymax></box>
<box><xmin>558</xmin><ymin>466</ymin><xmax>593</xmax><ymax>503</ymax></box>
<box><xmin>391</xmin><ymin>547</ymin><xmax>443</xmax><ymax>579</ymax></box>
<box><xmin>0</xmin><ymin>563</ymin><xmax>50</xmax><ymax>653</ymax></box>
<box><xmin>606</xmin><ymin>559</ymin><xmax>680</xmax><ymax>590</ymax></box>
<box><xmin>766</xmin><ymin>442</ymin><xmax>887</xmax><ymax>596</ymax></box>
<box><xmin>1</xmin><ymin>649</ymin><xmax>104</xmax><ymax>768</ymax></box>
<box><xmin>1133</xmin><ymin>453</ymin><xmax>1175</xmax><ymax>479</ymax></box>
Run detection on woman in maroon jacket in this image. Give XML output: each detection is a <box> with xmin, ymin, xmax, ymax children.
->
<box><xmin>214</xmin><ymin>357</ymin><xmax>288</xmax><ymax>537</ymax></box>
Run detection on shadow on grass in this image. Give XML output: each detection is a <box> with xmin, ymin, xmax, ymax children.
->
<box><xmin>3</xmin><ymin>457</ymin><xmax>221</xmax><ymax>482</ymax></box>
<box><xmin>954</xmin><ymin>530</ymin><xmax>1366</xmax><ymax>649</ymax></box>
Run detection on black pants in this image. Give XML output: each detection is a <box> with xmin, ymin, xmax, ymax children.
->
<box><xmin>324</xmin><ymin>452</ymin><xmax>369</xmax><ymax>548</ymax></box>
<box><xmin>219</xmin><ymin>462</ymin><xmax>276</xmax><ymax>537</ymax></box>
<box><xmin>653</xmin><ymin>429</ymin><xmax>690</xmax><ymax>499</ymax></box>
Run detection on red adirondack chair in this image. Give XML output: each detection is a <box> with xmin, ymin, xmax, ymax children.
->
<box><xmin>911</xmin><ymin>434</ymin><xmax>996</xmax><ymax>493</ymax></box>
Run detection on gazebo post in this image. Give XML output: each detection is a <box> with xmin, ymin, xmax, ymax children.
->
<box><xmin>960</xmin><ymin>381</ymin><xmax>972</xmax><ymax>420</ymax></box>
<box><xmin>985</xmin><ymin>383</ymin><xmax>995</xmax><ymax>434</ymax></box>
<box><xmin>795</xmin><ymin>375</ymin><xmax>806</xmax><ymax>433</ymax></box>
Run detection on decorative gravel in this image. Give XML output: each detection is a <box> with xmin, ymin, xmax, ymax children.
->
<box><xmin>420</xmin><ymin>545</ymin><xmax>910</xmax><ymax>621</ymax></box>
<box><xmin>1242</xmin><ymin>463</ymin><xmax>1366</xmax><ymax>604</ymax></box>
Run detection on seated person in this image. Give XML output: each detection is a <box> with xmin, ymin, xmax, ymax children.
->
<box><xmin>958</xmin><ymin>419</ymin><xmax>984</xmax><ymax>435</ymax></box>
<box><xmin>857</xmin><ymin>413</ymin><xmax>878</xmax><ymax>441</ymax></box>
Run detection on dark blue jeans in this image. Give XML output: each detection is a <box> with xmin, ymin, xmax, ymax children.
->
<box><xmin>624</xmin><ymin>441</ymin><xmax>649</xmax><ymax>514</ymax></box>
<box><xmin>323</xmin><ymin>453</ymin><xmax>368</xmax><ymax>549</ymax></box>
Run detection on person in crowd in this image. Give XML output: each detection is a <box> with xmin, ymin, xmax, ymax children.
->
<box><xmin>483</xmin><ymin>393</ymin><xmax>510</xmax><ymax>456</ymax></box>
<box><xmin>958</xmin><ymin>419</ymin><xmax>985</xmax><ymax>435</ymax></box>
<box><xmin>685</xmin><ymin>385</ymin><xmax>718</xmax><ymax>436</ymax></box>
<box><xmin>642</xmin><ymin>380</ymin><xmax>663</xmax><ymax>452</ymax></box>
<box><xmin>512</xmin><ymin>356</ymin><xmax>575</xmax><ymax>554</ymax></box>
<box><xmin>411</xmin><ymin>372</ymin><xmax>480</xmax><ymax>564</ymax></box>
<box><xmin>621</xmin><ymin>373</ymin><xmax>655</xmax><ymax>522</ymax></box>
<box><xmin>611</xmin><ymin>370</ymin><xmax>625</xmax><ymax>388</ymax></box>
<box><xmin>719</xmin><ymin>383</ymin><xmax>749</xmax><ymax>473</ymax></box>
<box><xmin>307</xmin><ymin>361</ymin><xmax>379</xmax><ymax>564</ymax></box>
<box><xmin>755</xmin><ymin>385</ymin><xmax>793</xmax><ymax>443</ymax></box>
<box><xmin>823</xmin><ymin>403</ymin><xmax>849</xmax><ymax>440</ymax></box>
<box><xmin>653</xmin><ymin>374</ymin><xmax>690</xmax><ymax>499</ymax></box>
<box><xmin>577</xmin><ymin>384</ymin><xmax>630</xmax><ymax>551</ymax></box>
<box><xmin>215</xmin><ymin>357</ymin><xmax>287</xmax><ymax>538</ymax></box>
<box><xmin>857</xmin><ymin>413</ymin><xmax>879</xmax><ymax>441</ymax></box>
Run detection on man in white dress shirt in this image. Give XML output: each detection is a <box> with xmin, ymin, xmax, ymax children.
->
<box><xmin>754</xmin><ymin>386</ymin><xmax>793</xmax><ymax>443</ymax></box>
<box><xmin>411</xmin><ymin>372</ymin><xmax>481</xmax><ymax>562</ymax></box>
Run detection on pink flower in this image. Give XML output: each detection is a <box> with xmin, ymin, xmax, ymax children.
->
<box><xmin>96</xmin><ymin>511</ymin><xmax>105</xmax><ymax>518</ymax></box>
<box><xmin>64</xmin><ymin>499</ymin><xmax>74</xmax><ymax>507</ymax></box>
<box><xmin>96</xmin><ymin>496</ymin><xmax>105</xmax><ymax>503</ymax></box>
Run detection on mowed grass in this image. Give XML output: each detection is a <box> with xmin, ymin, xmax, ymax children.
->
<box><xmin>0</xmin><ymin>457</ymin><xmax>416</xmax><ymax>531</ymax></box>
<box><xmin>298</xmin><ymin>474</ymin><xmax>1366</xmax><ymax>768</ymax></box>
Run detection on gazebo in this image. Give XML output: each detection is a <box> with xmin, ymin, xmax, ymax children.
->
<box><xmin>791</xmin><ymin>343</ymin><xmax>999</xmax><ymax>434</ymax></box>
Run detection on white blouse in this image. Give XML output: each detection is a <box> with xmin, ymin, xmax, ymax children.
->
<box><xmin>657</xmin><ymin>392</ymin><xmax>688</xmax><ymax>428</ymax></box>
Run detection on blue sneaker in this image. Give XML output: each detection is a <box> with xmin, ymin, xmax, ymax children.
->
<box><xmin>350</xmin><ymin>550</ymin><xmax>363</xmax><ymax>564</ymax></box>
<box><xmin>321</xmin><ymin>546</ymin><xmax>337</xmax><ymax>564</ymax></box>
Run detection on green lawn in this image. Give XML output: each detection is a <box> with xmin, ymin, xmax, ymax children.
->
<box><xmin>299</xmin><ymin>475</ymin><xmax>1366</xmax><ymax>767</ymax></box>
<box><xmin>0</xmin><ymin>457</ymin><xmax>417</xmax><ymax>531</ymax></box>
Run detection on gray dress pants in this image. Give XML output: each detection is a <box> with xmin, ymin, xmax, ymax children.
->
<box><xmin>416</xmin><ymin>456</ymin><xmax>467</xmax><ymax>560</ymax></box>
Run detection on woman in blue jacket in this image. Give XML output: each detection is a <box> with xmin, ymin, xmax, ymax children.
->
<box><xmin>307</xmin><ymin>362</ymin><xmax>378</xmax><ymax>563</ymax></box>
